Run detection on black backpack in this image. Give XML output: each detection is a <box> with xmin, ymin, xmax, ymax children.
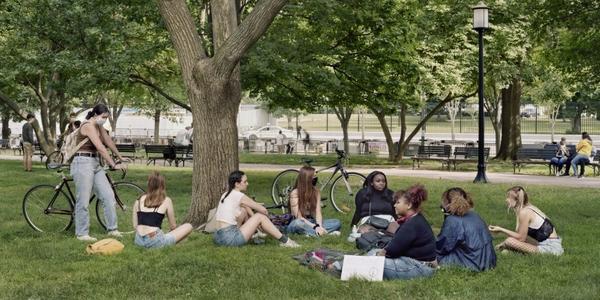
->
<box><xmin>355</xmin><ymin>230</ymin><xmax>393</xmax><ymax>252</ymax></box>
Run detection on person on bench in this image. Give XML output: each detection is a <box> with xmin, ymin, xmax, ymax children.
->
<box><xmin>550</xmin><ymin>137</ymin><xmax>569</xmax><ymax>176</ymax></box>
<box><xmin>213</xmin><ymin>170</ymin><xmax>300</xmax><ymax>248</ymax></box>
<box><xmin>570</xmin><ymin>132</ymin><xmax>593</xmax><ymax>178</ymax></box>
<box><xmin>488</xmin><ymin>186</ymin><xmax>563</xmax><ymax>256</ymax></box>
<box><xmin>351</xmin><ymin>171</ymin><xmax>397</xmax><ymax>234</ymax></box>
<box><xmin>436</xmin><ymin>187</ymin><xmax>496</xmax><ymax>271</ymax></box>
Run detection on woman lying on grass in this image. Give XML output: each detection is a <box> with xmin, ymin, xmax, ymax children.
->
<box><xmin>287</xmin><ymin>166</ymin><xmax>341</xmax><ymax>236</ymax></box>
<box><xmin>370</xmin><ymin>185</ymin><xmax>437</xmax><ymax>280</ymax></box>
<box><xmin>488</xmin><ymin>186</ymin><xmax>564</xmax><ymax>256</ymax></box>
<box><xmin>213</xmin><ymin>170</ymin><xmax>300</xmax><ymax>248</ymax></box>
<box><xmin>436</xmin><ymin>187</ymin><xmax>496</xmax><ymax>271</ymax></box>
<box><xmin>133</xmin><ymin>171</ymin><xmax>193</xmax><ymax>249</ymax></box>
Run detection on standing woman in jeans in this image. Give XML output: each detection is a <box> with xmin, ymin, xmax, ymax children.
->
<box><xmin>287</xmin><ymin>166</ymin><xmax>341</xmax><ymax>236</ymax></box>
<box><xmin>371</xmin><ymin>185</ymin><xmax>437</xmax><ymax>280</ymax></box>
<box><xmin>71</xmin><ymin>104</ymin><xmax>128</xmax><ymax>242</ymax></box>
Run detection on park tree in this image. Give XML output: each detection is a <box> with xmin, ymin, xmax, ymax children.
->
<box><xmin>157</xmin><ymin>0</ymin><xmax>288</xmax><ymax>224</ymax></box>
<box><xmin>0</xmin><ymin>0</ymin><xmax>167</xmax><ymax>154</ymax></box>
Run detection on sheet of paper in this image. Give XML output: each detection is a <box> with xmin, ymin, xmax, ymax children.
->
<box><xmin>340</xmin><ymin>255</ymin><xmax>385</xmax><ymax>282</ymax></box>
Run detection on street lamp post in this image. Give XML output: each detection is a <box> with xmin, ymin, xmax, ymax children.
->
<box><xmin>473</xmin><ymin>2</ymin><xmax>489</xmax><ymax>183</ymax></box>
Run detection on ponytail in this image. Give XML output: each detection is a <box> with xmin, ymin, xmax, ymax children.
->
<box><xmin>221</xmin><ymin>170</ymin><xmax>245</xmax><ymax>203</ymax></box>
<box><xmin>86</xmin><ymin>104</ymin><xmax>109</xmax><ymax>120</ymax></box>
<box><xmin>442</xmin><ymin>187</ymin><xmax>473</xmax><ymax>216</ymax></box>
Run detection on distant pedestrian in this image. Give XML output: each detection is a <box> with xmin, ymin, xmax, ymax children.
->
<box><xmin>174</xmin><ymin>125</ymin><xmax>192</xmax><ymax>146</ymax></box>
<box><xmin>276</xmin><ymin>130</ymin><xmax>285</xmax><ymax>154</ymax></box>
<box><xmin>21</xmin><ymin>113</ymin><xmax>35</xmax><ymax>172</ymax></box>
<box><xmin>296</xmin><ymin>125</ymin><xmax>302</xmax><ymax>140</ymax></box>
<box><xmin>302</xmin><ymin>129</ymin><xmax>310</xmax><ymax>154</ymax></box>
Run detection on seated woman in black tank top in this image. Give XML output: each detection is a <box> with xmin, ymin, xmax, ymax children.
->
<box><xmin>488</xmin><ymin>186</ymin><xmax>563</xmax><ymax>256</ymax></box>
<box><xmin>132</xmin><ymin>171</ymin><xmax>193</xmax><ymax>249</ymax></box>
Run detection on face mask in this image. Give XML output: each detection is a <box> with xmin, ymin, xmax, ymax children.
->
<box><xmin>311</xmin><ymin>177</ymin><xmax>318</xmax><ymax>186</ymax></box>
<box><xmin>96</xmin><ymin>119</ymin><xmax>107</xmax><ymax>126</ymax></box>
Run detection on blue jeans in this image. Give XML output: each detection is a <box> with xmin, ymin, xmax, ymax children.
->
<box><xmin>134</xmin><ymin>230</ymin><xmax>176</xmax><ymax>249</ymax></box>
<box><xmin>366</xmin><ymin>249</ymin><xmax>435</xmax><ymax>280</ymax></box>
<box><xmin>571</xmin><ymin>154</ymin><xmax>590</xmax><ymax>176</ymax></box>
<box><xmin>214</xmin><ymin>225</ymin><xmax>246</xmax><ymax>247</ymax></box>
<box><xmin>70</xmin><ymin>156</ymin><xmax>118</xmax><ymax>236</ymax></box>
<box><xmin>287</xmin><ymin>218</ymin><xmax>341</xmax><ymax>236</ymax></box>
<box><xmin>550</xmin><ymin>157</ymin><xmax>567</xmax><ymax>168</ymax></box>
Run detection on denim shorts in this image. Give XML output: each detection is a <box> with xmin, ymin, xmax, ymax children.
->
<box><xmin>214</xmin><ymin>225</ymin><xmax>246</xmax><ymax>247</ymax></box>
<box><xmin>538</xmin><ymin>237</ymin><xmax>564</xmax><ymax>256</ymax></box>
<box><xmin>134</xmin><ymin>230</ymin><xmax>176</xmax><ymax>249</ymax></box>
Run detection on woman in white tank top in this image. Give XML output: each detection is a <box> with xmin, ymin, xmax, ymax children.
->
<box><xmin>213</xmin><ymin>171</ymin><xmax>300</xmax><ymax>248</ymax></box>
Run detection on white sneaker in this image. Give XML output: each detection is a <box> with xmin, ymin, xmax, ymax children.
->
<box><xmin>280</xmin><ymin>238</ymin><xmax>300</xmax><ymax>248</ymax></box>
<box><xmin>77</xmin><ymin>235</ymin><xmax>97</xmax><ymax>242</ymax></box>
<box><xmin>252</xmin><ymin>230</ymin><xmax>267</xmax><ymax>239</ymax></box>
<box><xmin>107</xmin><ymin>230</ymin><xmax>123</xmax><ymax>238</ymax></box>
<box><xmin>329</xmin><ymin>231</ymin><xmax>341</xmax><ymax>236</ymax></box>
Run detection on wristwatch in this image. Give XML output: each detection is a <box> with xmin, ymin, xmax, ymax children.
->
<box><xmin>313</xmin><ymin>224</ymin><xmax>320</xmax><ymax>230</ymax></box>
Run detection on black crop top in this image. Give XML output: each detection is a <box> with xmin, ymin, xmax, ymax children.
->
<box><xmin>137</xmin><ymin>202</ymin><xmax>165</xmax><ymax>228</ymax></box>
<box><xmin>527</xmin><ymin>208</ymin><xmax>555</xmax><ymax>242</ymax></box>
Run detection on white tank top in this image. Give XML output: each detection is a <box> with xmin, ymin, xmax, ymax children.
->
<box><xmin>215</xmin><ymin>190</ymin><xmax>244</xmax><ymax>226</ymax></box>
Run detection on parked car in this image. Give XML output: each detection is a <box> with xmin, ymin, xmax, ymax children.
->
<box><xmin>241</xmin><ymin>126</ymin><xmax>294</xmax><ymax>140</ymax></box>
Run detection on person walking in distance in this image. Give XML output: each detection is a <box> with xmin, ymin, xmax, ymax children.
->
<box><xmin>21</xmin><ymin>113</ymin><xmax>35</xmax><ymax>172</ymax></box>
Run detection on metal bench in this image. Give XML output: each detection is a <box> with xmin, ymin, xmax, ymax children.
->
<box><xmin>512</xmin><ymin>148</ymin><xmax>556</xmax><ymax>174</ymax></box>
<box><xmin>173</xmin><ymin>145</ymin><xmax>193</xmax><ymax>167</ymax></box>
<box><xmin>447</xmin><ymin>146</ymin><xmax>490</xmax><ymax>170</ymax></box>
<box><xmin>412</xmin><ymin>145</ymin><xmax>452</xmax><ymax>169</ymax></box>
<box><xmin>143</xmin><ymin>144</ymin><xmax>170</xmax><ymax>166</ymax></box>
<box><xmin>116</xmin><ymin>144</ymin><xmax>138</xmax><ymax>163</ymax></box>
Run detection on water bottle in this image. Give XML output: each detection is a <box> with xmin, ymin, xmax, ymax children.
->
<box><xmin>347</xmin><ymin>225</ymin><xmax>360</xmax><ymax>243</ymax></box>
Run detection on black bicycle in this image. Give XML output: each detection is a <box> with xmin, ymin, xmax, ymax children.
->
<box><xmin>22</xmin><ymin>163</ymin><xmax>144</xmax><ymax>233</ymax></box>
<box><xmin>271</xmin><ymin>149</ymin><xmax>366</xmax><ymax>214</ymax></box>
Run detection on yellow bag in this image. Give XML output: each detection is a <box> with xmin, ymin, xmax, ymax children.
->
<box><xmin>86</xmin><ymin>238</ymin><xmax>124</xmax><ymax>255</ymax></box>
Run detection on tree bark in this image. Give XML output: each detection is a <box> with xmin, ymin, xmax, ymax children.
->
<box><xmin>497</xmin><ymin>79</ymin><xmax>522</xmax><ymax>160</ymax></box>
<box><xmin>158</xmin><ymin>0</ymin><xmax>287</xmax><ymax>226</ymax></box>
<box><xmin>154</xmin><ymin>109</ymin><xmax>161</xmax><ymax>144</ymax></box>
<box><xmin>372</xmin><ymin>108</ymin><xmax>396</xmax><ymax>161</ymax></box>
<box><xmin>332</xmin><ymin>106</ymin><xmax>352</xmax><ymax>153</ymax></box>
<box><xmin>1</xmin><ymin>115</ymin><xmax>10</xmax><ymax>139</ymax></box>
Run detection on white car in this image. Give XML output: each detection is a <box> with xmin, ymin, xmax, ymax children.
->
<box><xmin>242</xmin><ymin>126</ymin><xmax>295</xmax><ymax>140</ymax></box>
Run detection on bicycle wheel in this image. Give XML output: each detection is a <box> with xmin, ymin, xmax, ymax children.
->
<box><xmin>23</xmin><ymin>184</ymin><xmax>74</xmax><ymax>232</ymax></box>
<box><xmin>329</xmin><ymin>172</ymin><xmax>366</xmax><ymax>213</ymax></box>
<box><xmin>45</xmin><ymin>151</ymin><xmax>63</xmax><ymax>170</ymax></box>
<box><xmin>271</xmin><ymin>169</ymin><xmax>299</xmax><ymax>211</ymax></box>
<box><xmin>96</xmin><ymin>182</ymin><xmax>144</xmax><ymax>233</ymax></box>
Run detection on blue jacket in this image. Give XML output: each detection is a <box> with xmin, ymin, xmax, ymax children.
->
<box><xmin>436</xmin><ymin>211</ymin><xmax>496</xmax><ymax>272</ymax></box>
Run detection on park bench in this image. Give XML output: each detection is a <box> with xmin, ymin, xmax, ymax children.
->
<box><xmin>172</xmin><ymin>145</ymin><xmax>193</xmax><ymax>167</ymax></box>
<box><xmin>412</xmin><ymin>145</ymin><xmax>452</xmax><ymax>169</ymax></box>
<box><xmin>143</xmin><ymin>144</ymin><xmax>170</xmax><ymax>166</ymax></box>
<box><xmin>115</xmin><ymin>144</ymin><xmax>139</xmax><ymax>163</ymax></box>
<box><xmin>447</xmin><ymin>146</ymin><xmax>490</xmax><ymax>171</ymax></box>
<box><xmin>0</xmin><ymin>139</ymin><xmax>8</xmax><ymax>149</ymax></box>
<box><xmin>33</xmin><ymin>144</ymin><xmax>46</xmax><ymax>162</ymax></box>
<box><xmin>512</xmin><ymin>148</ymin><xmax>556</xmax><ymax>174</ymax></box>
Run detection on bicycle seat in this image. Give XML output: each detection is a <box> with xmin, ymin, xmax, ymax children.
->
<box><xmin>335</xmin><ymin>149</ymin><xmax>346</xmax><ymax>158</ymax></box>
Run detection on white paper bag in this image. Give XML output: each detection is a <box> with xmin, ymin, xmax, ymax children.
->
<box><xmin>340</xmin><ymin>255</ymin><xmax>385</xmax><ymax>281</ymax></box>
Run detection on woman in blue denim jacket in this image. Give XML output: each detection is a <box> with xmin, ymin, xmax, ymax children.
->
<box><xmin>436</xmin><ymin>187</ymin><xmax>496</xmax><ymax>271</ymax></box>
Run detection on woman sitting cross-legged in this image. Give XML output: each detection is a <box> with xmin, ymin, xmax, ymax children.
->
<box><xmin>286</xmin><ymin>166</ymin><xmax>341</xmax><ymax>236</ymax></box>
<box><xmin>369</xmin><ymin>185</ymin><xmax>437</xmax><ymax>280</ymax></box>
<box><xmin>351</xmin><ymin>171</ymin><xmax>397</xmax><ymax>232</ymax></box>
<box><xmin>436</xmin><ymin>187</ymin><xmax>496</xmax><ymax>271</ymax></box>
<box><xmin>488</xmin><ymin>186</ymin><xmax>563</xmax><ymax>256</ymax></box>
<box><xmin>213</xmin><ymin>170</ymin><xmax>300</xmax><ymax>248</ymax></box>
<box><xmin>133</xmin><ymin>171</ymin><xmax>193</xmax><ymax>249</ymax></box>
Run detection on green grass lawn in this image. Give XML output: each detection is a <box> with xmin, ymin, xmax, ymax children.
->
<box><xmin>1</xmin><ymin>159</ymin><xmax>598</xmax><ymax>299</ymax></box>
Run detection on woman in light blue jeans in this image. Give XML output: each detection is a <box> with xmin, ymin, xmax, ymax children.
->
<box><xmin>71</xmin><ymin>104</ymin><xmax>128</xmax><ymax>242</ymax></box>
<box><xmin>286</xmin><ymin>166</ymin><xmax>341</xmax><ymax>237</ymax></box>
<box><xmin>367</xmin><ymin>249</ymin><xmax>436</xmax><ymax>280</ymax></box>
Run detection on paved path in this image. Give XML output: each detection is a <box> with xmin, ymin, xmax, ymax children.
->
<box><xmin>241</xmin><ymin>163</ymin><xmax>600</xmax><ymax>189</ymax></box>
<box><xmin>3</xmin><ymin>153</ymin><xmax>598</xmax><ymax>188</ymax></box>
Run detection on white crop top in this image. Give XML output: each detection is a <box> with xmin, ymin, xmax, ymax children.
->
<box><xmin>215</xmin><ymin>190</ymin><xmax>244</xmax><ymax>226</ymax></box>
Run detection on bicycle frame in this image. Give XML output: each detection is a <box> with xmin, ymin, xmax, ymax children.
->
<box><xmin>313</xmin><ymin>157</ymin><xmax>351</xmax><ymax>193</ymax></box>
<box><xmin>45</xmin><ymin>175</ymin><xmax>76</xmax><ymax>216</ymax></box>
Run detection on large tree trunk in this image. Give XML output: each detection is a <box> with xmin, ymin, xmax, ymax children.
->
<box><xmin>154</xmin><ymin>110</ymin><xmax>161</xmax><ymax>144</ymax></box>
<box><xmin>372</xmin><ymin>109</ymin><xmax>396</xmax><ymax>161</ymax></box>
<box><xmin>332</xmin><ymin>106</ymin><xmax>352</xmax><ymax>152</ymax></box>
<box><xmin>496</xmin><ymin>79</ymin><xmax>522</xmax><ymax>160</ymax></box>
<box><xmin>1</xmin><ymin>114</ymin><xmax>10</xmax><ymax>139</ymax></box>
<box><xmin>158</xmin><ymin>0</ymin><xmax>287</xmax><ymax>226</ymax></box>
